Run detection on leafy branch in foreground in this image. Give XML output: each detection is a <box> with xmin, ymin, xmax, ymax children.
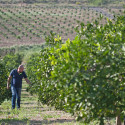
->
<box><xmin>27</xmin><ymin>16</ymin><xmax>125</xmax><ymax>125</ymax></box>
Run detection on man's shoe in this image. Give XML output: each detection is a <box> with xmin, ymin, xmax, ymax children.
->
<box><xmin>17</xmin><ymin>107</ymin><xmax>20</xmax><ymax>110</ymax></box>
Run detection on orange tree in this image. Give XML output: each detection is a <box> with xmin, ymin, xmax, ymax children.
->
<box><xmin>27</xmin><ymin>16</ymin><xmax>125</xmax><ymax>124</ymax></box>
<box><xmin>0</xmin><ymin>62</ymin><xmax>10</xmax><ymax>104</ymax></box>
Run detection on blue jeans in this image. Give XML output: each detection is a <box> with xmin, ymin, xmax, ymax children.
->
<box><xmin>11</xmin><ymin>86</ymin><xmax>21</xmax><ymax>109</ymax></box>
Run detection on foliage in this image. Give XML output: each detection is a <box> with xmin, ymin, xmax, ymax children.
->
<box><xmin>2</xmin><ymin>53</ymin><xmax>23</xmax><ymax>73</ymax></box>
<box><xmin>26</xmin><ymin>33</ymin><xmax>62</xmax><ymax>96</ymax></box>
<box><xmin>88</xmin><ymin>0</ymin><xmax>123</xmax><ymax>5</ymax></box>
<box><xmin>0</xmin><ymin>53</ymin><xmax>23</xmax><ymax>105</ymax></box>
<box><xmin>0</xmin><ymin>62</ymin><xmax>10</xmax><ymax>104</ymax></box>
<box><xmin>27</xmin><ymin>15</ymin><xmax>125</xmax><ymax>124</ymax></box>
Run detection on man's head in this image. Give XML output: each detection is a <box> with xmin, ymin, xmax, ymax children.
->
<box><xmin>18</xmin><ymin>65</ymin><xmax>24</xmax><ymax>73</ymax></box>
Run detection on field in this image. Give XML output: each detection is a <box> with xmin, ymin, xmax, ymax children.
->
<box><xmin>0</xmin><ymin>3</ymin><xmax>124</xmax><ymax>47</ymax></box>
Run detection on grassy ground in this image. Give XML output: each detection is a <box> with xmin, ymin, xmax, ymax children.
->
<box><xmin>0</xmin><ymin>82</ymin><xmax>74</xmax><ymax>125</ymax></box>
<box><xmin>0</xmin><ymin>81</ymin><xmax>116</xmax><ymax>125</ymax></box>
<box><xmin>0</xmin><ymin>81</ymin><xmax>82</xmax><ymax>125</ymax></box>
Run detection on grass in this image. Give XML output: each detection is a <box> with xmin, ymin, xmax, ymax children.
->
<box><xmin>0</xmin><ymin>81</ymin><xmax>116</xmax><ymax>125</ymax></box>
<box><xmin>42</xmin><ymin>114</ymin><xmax>61</xmax><ymax>120</ymax></box>
<box><xmin>1</xmin><ymin>81</ymin><xmax>111</xmax><ymax>125</ymax></box>
<box><xmin>0</xmin><ymin>82</ymin><xmax>77</xmax><ymax>125</ymax></box>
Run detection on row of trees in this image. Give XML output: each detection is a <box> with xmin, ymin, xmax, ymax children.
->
<box><xmin>88</xmin><ymin>0</ymin><xmax>124</xmax><ymax>5</ymax></box>
<box><xmin>26</xmin><ymin>15</ymin><xmax>125</xmax><ymax>125</ymax></box>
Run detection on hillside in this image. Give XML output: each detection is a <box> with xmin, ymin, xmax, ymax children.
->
<box><xmin>0</xmin><ymin>3</ymin><xmax>124</xmax><ymax>48</ymax></box>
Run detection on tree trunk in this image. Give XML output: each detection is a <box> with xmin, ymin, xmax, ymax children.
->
<box><xmin>116</xmin><ymin>115</ymin><xmax>122</xmax><ymax>125</ymax></box>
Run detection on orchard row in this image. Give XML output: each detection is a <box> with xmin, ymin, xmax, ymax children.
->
<box><xmin>26</xmin><ymin>15</ymin><xmax>125</xmax><ymax>124</ymax></box>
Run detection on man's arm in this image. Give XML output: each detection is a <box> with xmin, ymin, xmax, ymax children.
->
<box><xmin>25</xmin><ymin>78</ymin><xmax>31</xmax><ymax>84</ymax></box>
<box><xmin>7</xmin><ymin>76</ymin><xmax>12</xmax><ymax>89</ymax></box>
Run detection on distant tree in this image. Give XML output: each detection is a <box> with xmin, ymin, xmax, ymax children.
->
<box><xmin>23</xmin><ymin>0</ymin><xmax>35</xmax><ymax>3</ymax></box>
<box><xmin>88</xmin><ymin>0</ymin><xmax>115</xmax><ymax>5</ymax></box>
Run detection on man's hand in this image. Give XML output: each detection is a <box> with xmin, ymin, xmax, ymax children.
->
<box><xmin>7</xmin><ymin>83</ymin><xmax>10</xmax><ymax>89</ymax></box>
<box><xmin>7</xmin><ymin>75</ymin><xmax>12</xmax><ymax>89</ymax></box>
<box><xmin>25</xmin><ymin>78</ymin><xmax>31</xmax><ymax>84</ymax></box>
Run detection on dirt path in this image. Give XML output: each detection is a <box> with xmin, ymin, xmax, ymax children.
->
<box><xmin>0</xmin><ymin>83</ymin><xmax>75</xmax><ymax>125</ymax></box>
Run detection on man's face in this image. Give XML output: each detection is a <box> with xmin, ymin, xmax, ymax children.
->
<box><xmin>18</xmin><ymin>67</ymin><xmax>24</xmax><ymax>73</ymax></box>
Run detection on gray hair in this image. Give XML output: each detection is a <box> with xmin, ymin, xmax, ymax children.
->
<box><xmin>18</xmin><ymin>65</ymin><xmax>24</xmax><ymax>69</ymax></box>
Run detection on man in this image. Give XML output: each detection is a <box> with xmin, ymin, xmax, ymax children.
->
<box><xmin>7</xmin><ymin>65</ymin><xmax>30</xmax><ymax>109</ymax></box>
